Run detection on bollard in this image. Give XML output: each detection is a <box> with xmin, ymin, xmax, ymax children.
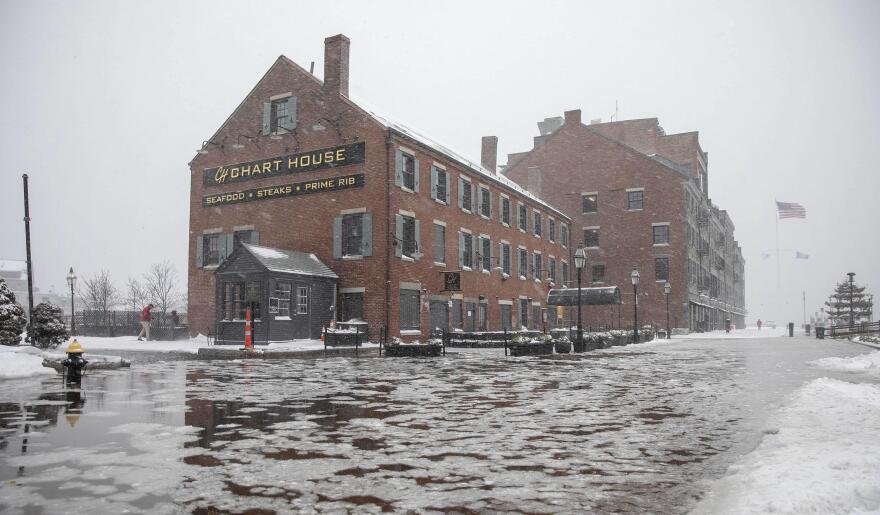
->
<box><xmin>355</xmin><ymin>325</ymin><xmax>360</xmax><ymax>358</ymax></box>
<box><xmin>243</xmin><ymin>307</ymin><xmax>253</xmax><ymax>350</ymax></box>
<box><xmin>788</xmin><ymin>322</ymin><xmax>794</xmax><ymax>337</ymax></box>
<box><xmin>503</xmin><ymin>328</ymin><xmax>508</xmax><ymax>356</ymax></box>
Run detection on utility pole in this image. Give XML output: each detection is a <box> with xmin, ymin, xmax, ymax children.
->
<box><xmin>802</xmin><ymin>291</ymin><xmax>806</xmax><ymax>326</ymax></box>
<box><xmin>22</xmin><ymin>174</ymin><xmax>35</xmax><ymax>345</ymax></box>
<box><xmin>847</xmin><ymin>273</ymin><xmax>855</xmax><ymax>328</ymax></box>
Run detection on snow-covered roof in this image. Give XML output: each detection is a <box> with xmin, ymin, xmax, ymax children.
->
<box><xmin>0</xmin><ymin>260</ymin><xmax>27</xmax><ymax>279</ymax></box>
<box><xmin>347</xmin><ymin>93</ymin><xmax>572</xmax><ymax>222</ymax></box>
<box><xmin>241</xmin><ymin>244</ymin><xmax>338</xmax><ymax>279</ymax></box>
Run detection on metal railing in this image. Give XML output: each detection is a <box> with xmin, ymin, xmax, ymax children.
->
<box><xmin>828</xmin><ymin>321</ymin><xmax>879</xmax><ymax>339</ymax></box>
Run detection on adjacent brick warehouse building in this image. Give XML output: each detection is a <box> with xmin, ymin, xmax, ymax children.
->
<box><xmin>503</xmin><ymin>112</ymin><xmax>746</xmax><ymax>332</ymax></box>
<box><xmin>188</xmin><ymin>35</ymin><xmax>573</xmax><ymax>342</ymax></box>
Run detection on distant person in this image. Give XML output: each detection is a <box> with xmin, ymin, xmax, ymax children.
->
<box><xmin>757</xmin><ymin>319</ymin><xmax>762</xmax><ymax>331</ymax></box>
<box><xmin>171</xmin><ymin>310</ymin><xmax>180</xmax><ymax>328</ymax></box>
<box><xmin>138</xmin><ymin>303</ymin><xmax>154</xmax><ymax>341</ymax></box>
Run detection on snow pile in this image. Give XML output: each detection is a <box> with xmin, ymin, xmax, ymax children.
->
<box><xmin>71</xmin><ymin>335</ymin><xmax>206</xmax><ymax>353</ymax></box>
<box><xmin>0</xmin><ymin>345</ymin><xmax>55</xmax><ymax>379</ymax></box>
<box><xmin>810</xmin><ymin>350</ymin><xmax>880</xmax><ymax>377</ymax></box>
<box><xmin>677</xmin><ymin>326</ymin><xmax>787</xmax><ymax>339</ymax></box>
<box><xmin>692</xmin><ymin>377</ymin><xmax>880</xmax><ymax>514</ymax></box>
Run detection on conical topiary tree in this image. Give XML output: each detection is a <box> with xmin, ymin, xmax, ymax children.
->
<box><xmin>0</xmin><ymin>277</ymin><xmax>27</xmax><ymax>346</ymax></box>
<box><xmin>31</xmin><ymin>301</ymin><xmax>69</xmax><ymax>349</ymax></box>
<box><xmin>825</xmin><ymin>276</ymin><xmax>873</xmax><ymax>326</ymax></box>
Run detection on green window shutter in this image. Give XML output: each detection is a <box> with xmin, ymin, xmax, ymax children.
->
<box><xmin>430</xmin><ymin>166</ymin><xmax>438</xmax><ymax>200</ymax></box>
<box><xmin>458</xmin><ymin>232</ymin><xmax>464</xmax><ymax>267</ymax></box>
<box><xmin>413</xmin><ymin>159</ymin><xmax>420</xmax><ymax>192</ymax></box>
<box><xmin>262</xmin><ymin>102</ymin><xmax>271</xmax><ymax>135</ymax></box>
<box><xmin>250</xmin><ymin>231</ymin><xmax>260</xmax><ymax>245</ymax></box>
<box><xmin>362</xmin><ymin>213</ymin><xmax>373</xmax><ymax>257</ymax></box>
<box><xmin>333</xmin><ymin>217</ymin><xmax>342</xmax><ymax>258</ymax></box>
<box><xmin>395</xmin><ymin>150</ymin><xmax>404</xmax><ymax>187</ymax></box>
<box><xmin>219</xmin><ymin>234</ymin><xmax>233</xmax><ymax>262</ymax></box>
<box><xmin>476</xmin><ymin>236</ymin><xmax>482</xmax><ymax>270</ymax></box>
<box><xmin>472</xmin><ymin>186</ymin><xmax>478</xmax><ymax>213</ymax></box>
<box><xmin>444</xmin><ymin>173</ymin><xmax>450</xmax><ymax>203</ymax></box>
<box><xmin>498</xmin><ymin>243</ymin><xmax>503</xmax><ymax>273</ymax></box>
<box><xmin>395</xmin><ymin>214</ymin><xmax>403</xmax><ymax>257</ymax></box>
<box><xmin>487</xmin><ymin>191</ymin><xmax>492</xmax><ymax>218</ymax></box>
<box><xmin>457</xmin><ymin>178</ymin><xmax>464</xmax><ymax>209</ymax></box>
<box><xmin>196</xmin><ymin>236</ymin><xmax>204</xmax><ymax>268</ymax></box>
<box><xmin>414</xmin><ymin>219</ymin><xmax>420</xmax><ymax>260</ymax></box>
<box><xmin>489</xmin><ymin>238</ymin><xmax>494</xmax><ymax>273</ymax></box>
<box><xmin>283</xmin><ymin>96</ymin><xmax>298</xmax><ymax>130</ymax></box>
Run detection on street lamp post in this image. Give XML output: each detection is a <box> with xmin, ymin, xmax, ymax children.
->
<box><xmin>664</xmin><ymin>281</ymin><xmax>671</xmax><ymax>339</ymax></box>
<box><xmin>847</xmin><ymin>272</ymin><xmax>855</xmax><ymax>328</ymax></box>
<box><xmin>66</xmin><ymin>267</ymin><xmax>77</xmax><ymax>336</ymax></box>
<box><xmin>574</xmin><ymin>246</ymin><xmax>586</xmax><ymax>351</ymax></box>
<box><xmin>631</xmin><ymin>267</ymin><xmax>640</xmax><ymax>343</ymax></box>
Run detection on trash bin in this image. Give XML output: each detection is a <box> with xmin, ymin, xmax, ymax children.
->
<box><xmin>788</xmin><ymin>322</ymin><xmax>794</xmax><ymax>337</ymax></box>
<box><xmin>658</xmin><ymin>329</ymin><xmax>667</xmax><ymax>339</ymax></box>
<box><xmin>816</xmin><ymin>327</ymin><xmax>825</xmax><ymax>339</ymax></box>
<box><xmin>805</xmin><ymin>324</ymin><xmax>811</xmax><ymax>335</ymax></box>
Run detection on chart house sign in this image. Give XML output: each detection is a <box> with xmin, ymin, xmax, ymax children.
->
<box><xmin>203</xmin><ymin>173</ymin><xmax>365</xmax><ymax>207</ymax></box>
<box><xmin>202</xmin><ymin>142</ymin><xmax>366</xmax><ymax>187</ymax></box>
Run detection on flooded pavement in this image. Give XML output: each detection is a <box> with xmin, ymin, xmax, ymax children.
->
<box><xmin>0</xmin><ymin>336</ymin><xmax>873</xmax><ymax>514</ymax></box>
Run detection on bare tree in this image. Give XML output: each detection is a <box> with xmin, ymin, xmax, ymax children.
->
<box><xmin>143</xmin><ymin>261</ymin><xmax>181</xmax><ymax>316</ymax></box>
<box><xmin>80</xmin><ymin>270</ymin><xmax>120</xmax><ymax>324</ymax></box>
<box><xmin>124</xmin><ymin>277</ymin><xmax>146</xmax><ymax>313</ymax></box>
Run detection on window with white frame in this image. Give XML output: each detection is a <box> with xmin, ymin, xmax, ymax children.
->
<box><xmin>533</xmin><ymin>251</ymin><xmax>542</xmax><ymax>281</ymax></box>
<box><xmin>432</xmin><ymin>166</ymin><xmax>448</xmax><ymax>203</ymax></box>
<box><xmin>500</xmin><ymin>243</ymin><xmax>511</xmax><ymax>276</ymax></box>
<box><xmin>400</xmin><ymin>151</ymin><xmax>417</xmax><ymax>191</ymax></box>
<box><xmin>561</xmin><ymin>260</ymin><xmax>569</xmax><ymax>285</ymax></box>
<box><xmin>296</xmin><ymin>286</ymin><xmax>309</xmax><ymax>314</ymax></box>
<box><xmin>627</xmin><ymin>189</ymin><xmax>644</xmax><ymax>210</ymax></box>
<box><xmin>548</xmin><ymin>218</ymin><xmax>555</xmax><ymax>242</ymax></box>
<box><xmin>518</xmin><ymin>203</ymin><xmax>527</xmax><ymax>231</ymax></box>
<box><xmin>653</xmin><ymin>224</ymin><xmax>669</xmax><ymax>245</ymax></box>
<box><xmin>518</xmin><ymin>248</ymin><xmax>528</xmax><ymax>278</ymax></box>
<box><xmin>459</xmin><ymin>178</ymin><xmax>473</xmax><ymax>212</ymax></box>
<box><xmin>479</xmin><ymin>236</ymin><xmax>491</xmax><ymax>272</ymax></box>
<box><xmin>584</xmin><ymin>227</ymin><xmax>599</xmax><ymax>248</ymax></box>
<box><xmin>460</xmin><ymin>231</ymin><xmax>473</xmax><ymax>269</ymax></box>
<box><xmin>582</xmin><ymin>193</ymin><xmax>598</xmax><ymax>213</ymax></box>
<box><xmin>561</xmin><ymin>225</ymin><xmax>569</xmax><ymax>248</ymax></box>
<box><xmin>269</xmin><ymin>281</ymin><xmax>291</xmax><ymax>317</ymax></box>
<box><xmin>548</xmin><ymin>257</ymin><xmax>556</xmax><ymax>284</ymax></box>
<box><xmin>341</xmin><ymin>213</ymin><xmax>364</xmax><ymax>256</ymax></box>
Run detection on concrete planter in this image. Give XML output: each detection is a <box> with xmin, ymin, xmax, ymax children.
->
<box><xmin>509</xmin><ymin>342</ymin><xmax>554</xmax><ymax>357</ymax></box>
<box><xmin>554</xmin><ymin>340</ymin><xmax>572</xmax><ymax>354</ymax></box>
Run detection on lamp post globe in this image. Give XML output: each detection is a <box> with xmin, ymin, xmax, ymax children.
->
<box><xmin>574</xmin><ymin>246</ymin><xmax>587</xmax><ymax>351</ymax></box>
<box><xmin>631</xmin><ymin>267</ymin><xmax>640</xmax><ymax>343</ymax></box>
<box><xmin>664</xmin><ymin>281</ymin><xmax>671</xmax><ymax>339</ymax></box>
<box><xmin>66</xmin><ymin>267</ymin><xmax>77</xmax><ymax>336</ymax></box>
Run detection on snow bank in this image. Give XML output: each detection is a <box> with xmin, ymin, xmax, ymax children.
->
<box><xmin>677</xmin><ymin>327</ymin><xmax>787</xmax><ymax>340</ymax></box>
<box><xmin>810</xmin><ymin>350</ymin><xmax>880</xmax><ymax>377</ymax></box>
<box><xmin>692</xmin><ymin>377</ymin><xmax>880</xmax><ymax>514</ymax></box>
<box><xmin>0</xmin><ymin>346</ymin><xmax>55</xmax><ymax>379</ymax></box>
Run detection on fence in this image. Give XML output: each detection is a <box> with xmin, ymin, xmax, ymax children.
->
<box><xmin>828</xmin><ymin>321</ymin><xmax>880</xmax><ymax>339</ymax></box>
<box><xmin>66</xmin><ymin>310</ymin><xmax>189</xmax><ymax>339</ymax></box>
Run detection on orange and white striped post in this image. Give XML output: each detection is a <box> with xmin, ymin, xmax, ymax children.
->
<box><xmin>243</xmin><ymin>306</ymin><xmax>253</xmax><ymax>350</ymax></box>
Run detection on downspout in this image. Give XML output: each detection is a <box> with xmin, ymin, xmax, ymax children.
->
<box><xmin>384</xmin><ymin>129</ymin><xmax>393</xmax><ymax>339</ymax></box>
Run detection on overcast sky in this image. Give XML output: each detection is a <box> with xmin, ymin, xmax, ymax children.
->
<box><xmin>1</xmin><ymin>0</ymin><xmax>878</xmax><ymax>324</ymax></box>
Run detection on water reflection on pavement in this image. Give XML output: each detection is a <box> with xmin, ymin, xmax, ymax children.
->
<box><xmin>0</xmin><ymin>337</ymin><xmax>870</xmax><ymax>513</ymax></box>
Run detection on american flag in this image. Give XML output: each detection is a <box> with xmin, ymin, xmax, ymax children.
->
<box><xmin>776</xmin><ymin>201</ymin><xmax>806</xmax><ymax>219</ymax></box>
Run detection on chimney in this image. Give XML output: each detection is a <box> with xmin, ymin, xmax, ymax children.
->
<box><xmin>481</xmin><ymin>136</ymin><xmax>498</xmax><ymax>173</ymax></box>
<box><xmin>564</xmin><ymin>109</ymin><xmax>582</xmax><ymax>124</ymax></box>
<box><xmin>323</xmin><ymin>34</ymin><xmax>350</xmax><ymax>97</ymax></box>
<box><xmin>537</xmin><ymin>117</ymin><xmax>563</xmax><ymax>136</ymax></box>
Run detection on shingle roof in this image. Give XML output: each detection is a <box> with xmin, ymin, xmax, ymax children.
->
<box><xmin>242</xmin><ymin>244</ymin><xmax>338</xmax><ymax>278</ymax></box>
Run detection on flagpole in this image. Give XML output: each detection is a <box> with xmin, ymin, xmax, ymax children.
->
<box><xmin>774</xmin><ymin>199</ymin><xmax>780</xmax><ymax>288</ymax></box>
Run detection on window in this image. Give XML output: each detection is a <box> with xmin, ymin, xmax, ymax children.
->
<box><xmin>500</xmin><ymin>196</ymin><xmax>511</xmax><ymax>225</ymax></box>
<box><xmin>223</xmin><ymin>281</ymin><xmax>261</xmax><ymax>320</ymax></box>
<box><xmin>264</xmin><ymin>96</ymin><xmax>296</xmax><ymax>134</ymax></box>
<box><xmin>591</xmin><ymin>264</ymin><xmax>606</xmax><ymax>283</ymax></box>
<box><xmin>434</xmin><ymin>223</ymin><xmax>445</xmax><ymax>264</ymax></box>
<box><xmin>400</xmin><ymin>289</ymin><xmax>420</xmax><ymax>331</ymax></box>
<box><xmin>655</xmin><ymin>257</ymin><xmax>669</xmax><ymax>282</ymax></box>
<box><xmin>269</xmin><ymin>281</ymin><xmax>291</xmax><ymax>317</ymax></box>
<box><xmin>451</xmin><ymin>299</ymin><xmax>462</xmax><ymax>329</ymax></box>
<box><xmin>518</xmin><ymin>248</ymin><xmax>528</xmax><ymax>278</ymax></box>
<box><xmin>519</xmin><ymin>298</ymin><xmax>529</xmax><ymax>329</ymax></box>
<box><xmin>561</xmin><ymin>225</ymin><xmax>569</xmax><ymax>248</ymax></box>
<box><xmin>459</xmin><ymin>179</ymin><xmax>473</xmax><ymax>212</ymax></box>
<box><xmin>627</xmin><ymin>190</ymin><xmax>644</xmax><ymax>210</ymax></box>
<box><xmin>202</xmin><ymin>234</ymin><xmax>221</xmax><ymax>266</ymax></box>
<box><xmin>584</xmin><ymin>227</ymin><xmax>599</xmax><ymax>248</ymax></box>
<box><xmin>533</xmin><ymin>212</ymin><xmax>542</xmax><ymax>237</ymax></box>
<box><xmin>533</xmin><ymin>252</ymin><xmax>542</xmax><ymax>281</ymax></box>
<box><xmin>431</xmin><ymin>166</ymin><xmax>448</xmax><ymax>203</ymax></box>
<box><xmin>582</xmin><ymin>193</ymin><xmax>598</xmax><ymax>213</ymax></box>
<box><xmin>653</xmin><ymin>224</ymin><xmax>669</xmax><ymax>245</ymax></box>
<box><xmin>297</xmin><ymin>286</ymin><xmax>309</xmax><ymax>314</ymax></box>
<box><xmin>479</xmin><ymin>236</ymin><xmax>491</xmax><ymax>272</ymax></box>
<box><xmin>500</xmin><ymin>243</ymin><xmax>511</xmax><ymax>276</ymax></box>
<box><xmin>233</xmin><ymin>230</ymin><xmax>255</xmax><ymax>249</ymax></box>
<box><xmin>500</xmin><ymin>304</ymin><xmax>512</xmax><ymax>331</ymax></box>
<box><xmin>548</xmin><ymin>257</ymin><xmax>556</xmax><ymax>284</ymax></box>
<box><xmin>561</xmin><ymin>261</ymin><xmax>570</xmax><ymax>286</ymax></box>
<box><xmin>394</xmin><ymin>214</ymin><xmax>419</xmax><ymax>259</ymax></box>
<box><xmin>340</xmin><ymin>292</ymin><xmax>364</xmax><ymax>321</ymax></box>
<box><xmin>342</xmin><ymin>214</ymin><xmax>364</xmax><ymax>256</ymax></box>
<box><xmin>401</xmin><ymin>152</ymin><xmax>416</xmax><ymax>190</ymax></box>
<box><xmin>460</xmin><ymin>232</ymin><xmax>473</xmax><ymax>269</ymax></box>
<box><xmin>532</xmin><ymin>305</ymin><xmax>541</xmax><ymax>330</ymax></box>
<box><xmin>518</xmin><ymin>203</ymin><xmax>527</xmax><ymax>231</ymax></box>
<box><xmin>479</xmin><ymin>187</ymin><xmax>491</xmax><ymax>218</ymax></box>
<box><xmin>548</xmin><ymin>219</ymin><xmax>556</xmax><ymax>242</ymax></box>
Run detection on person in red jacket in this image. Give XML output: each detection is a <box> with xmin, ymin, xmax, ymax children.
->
<box><xmin>137</xmin><ymin>303</ymin><xmax>154</xmax><ymax>341</ymax></box>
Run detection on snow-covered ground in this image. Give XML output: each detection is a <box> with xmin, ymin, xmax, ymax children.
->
<box><xmin>676</xmin><ymin>326</ymin><xmax>788</xmax><ymax>339</ymax></box>
<box><xmin>0</xmin><ymin>345</ymin><xmax>55</xmax><ymax>379</ymax></box>
<box><xmin>694</xmin><ymin>346</ymin><xmax>880</xmax><ymax>514</ymax></box>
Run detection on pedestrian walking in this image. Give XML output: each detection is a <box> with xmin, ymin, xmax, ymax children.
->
<box><xmin>757</xmin><ymin>319</ymin><xmax>762</xmax><ymax>331</ymax></box>
<box><xmin>138</xmin><ymin>303</ymin><xmax>154</xmax><ymax>341</ymax></box>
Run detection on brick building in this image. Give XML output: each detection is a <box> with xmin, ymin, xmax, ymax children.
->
<box><xmin>187</xmin><ymin>35</ymin><xmax>572</xmax><ymax>342</ymax></box>
<box><xmin>503</xmin><ymin>112</ymin><xmax>746</xmax><ymax>332</ymax></box>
